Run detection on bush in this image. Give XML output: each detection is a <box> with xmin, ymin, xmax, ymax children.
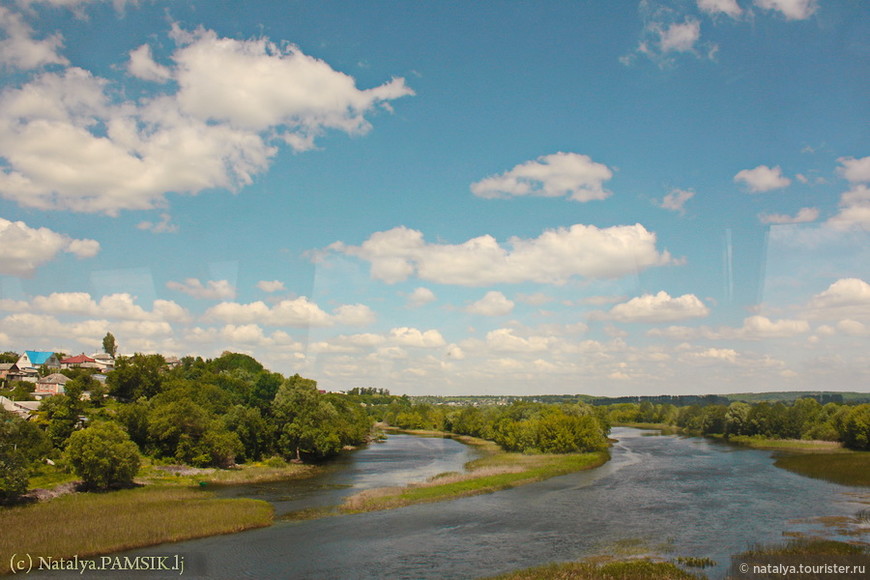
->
<box><xmin>837</xmin><ymin>404</ymin><xmax>870</xmax><ymax>450</ymax></box>
<box><xmin>64</xmin><ymin>422</ymin><xmax>141</xmax><ymax>489</ymax></box>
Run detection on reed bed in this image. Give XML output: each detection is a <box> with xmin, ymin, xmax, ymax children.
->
<box><xmin>0</xmin><ymin>487</ymin><xmax>273</xmax><ymax>574</ymax></box>
<box><xmin>774</xmin><ymin>452</ymin><xmax>870</xmax><ymax>487</ymax></box>
<box><xmin>726</xmin><ymin>435</ymin><xmax>845</xmax><ymax>451</ymax></box>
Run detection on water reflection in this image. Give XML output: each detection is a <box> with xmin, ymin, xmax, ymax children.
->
<box><xmin>214</xmin><ymin>433</ymin><xmax>482</xmax><ymax>516</ymax></box>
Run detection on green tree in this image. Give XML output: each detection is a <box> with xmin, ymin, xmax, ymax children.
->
<box><xmin>725</xmin><ymin>402</ymin><xmax>752</xmax><ymax>436</ymax></box>
<box><xmin>64</xmin><ymin>422</ymin><xmax>140</xmax><ymax>489</ymax></box>
<box><xmin>115</xmin><ymin>398</ymin><xmax>151</xmax><ymax>448</ymax></box>
<box><xmin>0</xmin><ymin>351</ymin><xmax>19</xmax><ymax>364</ymax></box>
<box><xmin>223</xmin><ymin>404</ymin><xmax>272</xmax><ymax>461</ymax></box>
<box><xmin>273</xmin><ymin>377</ymin><xmax>348</xmax><ymax>461</ymax></box>
<box><xmin>837</xmin><ymin>404</ymin><xmax>870</xmax><ymax>450</ymax></box>
<box><xmin>147</xmin><ymin>399</ymin><xmax>211</xmax><ymax>460</ymax></box>
<box><xmin>102</xmin><ymin>332</ymin><xmax>118</xmax><ymax>357</ymax></box>
<box><xmin>536</xmin><ymin>411</ymin><xmax>608</xmax><ymax>453</ymax></box>
<box><xmin>107</xmin><ymin>353</ymin><xmax>165</xmax><ymax>400</ymax></box>
<box><xmin>37</xmin><ymin>389</ymin><xmax>85</xmax><ymax>447</ymax></box>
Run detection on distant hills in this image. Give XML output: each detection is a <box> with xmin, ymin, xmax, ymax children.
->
<box><xmin>410</xmin><ymin>391</ymin><xmax>870</xmax><ymax>406</ymax></box>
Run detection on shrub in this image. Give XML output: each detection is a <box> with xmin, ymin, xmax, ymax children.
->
<box><xmin>64</xmin><ymin>422</ymin><xmax>140</xmax><ymax>489</ymax></box>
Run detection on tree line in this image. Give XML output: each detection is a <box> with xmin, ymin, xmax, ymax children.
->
<box><xmin>601</xmin><ymin>399</ymin><xmax>870</xmax><ymax>450</ymax></box>
<box><xmin>377</xmin><ymin>399</ymin><xmax>611</xmax><ymax>454</ymax></box>
<box><xmin>1</xmin><ymin>352</ymin><xmax>371</xmax><ymax>502</ymax></box>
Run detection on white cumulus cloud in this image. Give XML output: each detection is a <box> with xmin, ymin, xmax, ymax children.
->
<box><xmin>755</xmin><ymin>0</ymin><xmax>818</xmax><ymax>21</ymax></box>
<box><xmin>603</xmin><ymin>291</ymin><xmax>710</xmax><ymax>323</ymax></box>
<box><xmin>826</xmin><ymin>185</ymin><xmax>870</xmax><ymax>231</ymax></box>
<box><xmin>127</xmin><ymin>44</ymin><xmax>172</xmax><ymax>82</ymax></box>
<box><xmin>734</xmin><ymin>165</ymin><xmax>791</xmax><ymax>192</ymax></box>
<box><xmin>389</xmin><ymin>327</ymin><xmax>446</xmax><ymax>348</ymax></box>
<box><xmin>332</xmin><ymin>223</ymin><xmax>675</xmax><ymax>286</ymax></box>
<box><xmin>804</xmin><ymin>278</ymin><xmax>870</xmax><ymax>320</ymax></box>
<box><xmin>0</xmin><ymin>6</ymin><xmax>68</xmax><ymax>70</ymax></box>
<box><xmin>166</xmin><ymin>278</ymin><xmax>237</xmax><ymax>300</ymax></box>
<box><xmin>0</xmin><ymin>217</ymin><xmax>99</xmax><ymax>276</ymax></box>
<box><xmin>203</xmin><ymin>297</ymin><xmax>373</xmax><ymax>327</ymax></box>
<box><xmin>657</xmin><ymin>188</ymin><xmax>694</xmax><ymax>215</ymax></box>
<box><xmin>698</xmin><ymin>0</ymin><xmax>742</xmax><ymax>18</ymax></box>
<box><xmin>257</xmin><ymin>280</ymin><xmax>285</xmax><ymax>293</ymax></box>
<box><xmin>837</xmin><ymin>156</ymin><xmax>870</xmax><ymax>184</ymax></box>
<box><xmin>471</xmin><ymin>152</ymin><xmax>613</xmax><ymax>202</ymax></box>
<box><xmin>406</xmin><ymin>287</ymin><xmax>436</xmax><ymax>307</ymax></box>
<box><xmin>658</xmin><ymin>18</ymin><xmax>702</xmax><ymax>54</ymax></box>
<box><xmin>0</xmin><ymin>26</ymin><xmax>413</xmax><ymax>215</ymax></box>
<box><xmin>465</xmin><ymin>291</ymin><xmax>515</xmax><ymax>316</ymax></box>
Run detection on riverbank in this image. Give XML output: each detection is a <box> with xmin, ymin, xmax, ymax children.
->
<box><xmin>618</xmin><ymin>425</ymin><xmax>869</xmax><ymax>488</ymax></box>
<box><xmin>717</xmin><ymin>434</ymin><xmax>846</xmax><ymax>451</ymax></box>
<box><xmin>482</xmin><ymin>539</ymin><xmax>869</xmax><ymax>580</ymax></box>
<box><xmin>0</xmin><ymin>486</ymin><xmax>272</xmax><ymax>575</ymax></box>
<box><xmin>774</xmin><ymin>452</ymin><xmax>870</xmax><ymax>487</ymax></box>
<box><xmin>339</xmin><ymin>428</ymin><xmax>609</xmax><ymax>514</ymax></box>
<box><xmin>2</xmin><ymin>457</ymin><xmax>330</xmax><ymax>574</ymax></box>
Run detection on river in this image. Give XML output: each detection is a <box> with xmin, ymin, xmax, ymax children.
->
<box><xmin>128</xmin><ymin>428</ymin><xmax>868</xmax><ymax>579</ymax></box>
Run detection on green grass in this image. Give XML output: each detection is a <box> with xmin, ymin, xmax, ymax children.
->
<box><xmin>483</xmin><ymin>540</ymin><xmax>869</xmax><ymax>580</ymax></box>
<box><xmin>0</xmin><ymin>486</ymin><xmax>273</xmax><ymax>574</ymax></box>
<box><xmin>341</xmin><ymin>451</ymin><xmax>609</xmax><ymax>513</ymax></box>
<box><xmin>724</xmin><ymin>435</ymin><xmax>845</xmax><ymax>451</ymax></box>
<box><xmin>774</xmin><ymin>452</ymin><xmax>870</xmax><ymax>487</ymax></box>
<box><xmin>612</xmin><ymin>423</ymin><xmax>681</xmax><ymax>433</ymax></box>
<box><xmin>27</xmin><ymin>463</ymin><xmax>78</xmax><ymax>490</ymax></box>
<box><xmin>729</xmin><ymin>539</ymin><xmax>869</xmax><ymax>578</ymax></box>
<box><xmin>483</xmin><ymin>559</ymin><xmax>705</xmax><ymax>580</ymax></box>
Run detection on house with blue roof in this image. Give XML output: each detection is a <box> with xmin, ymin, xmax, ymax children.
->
<box><xmin>17</xmin><ymin>351</ymin><xmax>61</xmax><ymax>378</ymax></box>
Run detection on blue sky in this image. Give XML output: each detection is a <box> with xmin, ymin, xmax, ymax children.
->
<box><xmin>0</xmin><ymin>0</ymin><xmax>867</xmax><ymax>396</ymax></box>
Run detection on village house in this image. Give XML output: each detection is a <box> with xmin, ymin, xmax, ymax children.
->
<box><xmin>16</xmin><ymin>351</ymin><xmax>61</xmax><ymax>382</ymax></box>
<box><xmin>33</xmin><ymin>373</ymin><xmax>70</xmax><ymax>399</ymax></box>
<box><xmin>89</xmin><ymin>352</ymin><xmax>115</xmax><ymax>371</ymax></box>
<box><xmin>0</xmin><ymin>362</ymin><xmax>26</xmax><ymax>384</ymax></box>
<box><xmin>60</xmin><ymin>353</ymin><xmax>97</xmax><ymax>369</ymax></box>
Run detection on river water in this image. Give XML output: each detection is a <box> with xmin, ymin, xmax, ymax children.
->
<box><xmin>130</xmin><ymin>428</ymin><xmax>868</xmax><ymax>579</ymax></box>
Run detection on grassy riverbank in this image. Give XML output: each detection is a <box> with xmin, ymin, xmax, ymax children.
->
<box><xmin>484</xmin><ymin>559</ymin><xmax>704</xmax><ymax>580</ymax></box>
<box><xmin>136</xmin><ymin>457</ymin><xmax>318</xmax><ymax>487</ymax></box>
<box><xmin>482</xmin><ymin>539</ymin><xmax>869</xmax><ymax>580</ymax></box>
<box><xmin>774</xmin><ymin>452</ymin><xmax>870</xmax><ymax>487</ymax></box>
<box><xmin>0</xmin><ymin>486</ymin><xmax>272</xmax><ymax>575</ymax></box>
<box><xmin>340</xmin><ymin>430</ymin><xmax>608</xmax><ymax>514</ymax></box>
<box><xmin>721</xmin><ymin>434</ymin><xmax>845</xmax><ymax>451</ymax></box>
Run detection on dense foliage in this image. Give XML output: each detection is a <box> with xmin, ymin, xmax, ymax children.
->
<box><xmin>3</xmin><ymin>342</ymin><xmax>869</xmax><ymax>503</ymax></box>
<box><xmin>0</xmin><ymin>351</ymin><xmax>377</xmax><ymax>499</ymax></box>
<box><xmin>64</xmin><ymin>421</ymin><xmax>140</xmax><ymax>489</ymax></box>
<box><xmin>383</xmin><ymin>400</ymin><xmax>610</xmax><ymax>454</ymax></box>
<box><xmin>600</xmin><ymin>398</ymin><xmax>870</xmax><ymax>450</ymax></box>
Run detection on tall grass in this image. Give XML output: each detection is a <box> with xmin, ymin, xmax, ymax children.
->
<box><xmin>725</xmin><ymin>435</ymin><xmax>845</xmax><ymax>451</ymax></box>
<box><xmin>774</xmin><ymin>452</ymin><xmax>870</xmax><ymax>487</ymax></box>
<box><xmin>727</xmin><ymin>539</ymin><xmax>869</xmax><ymax>579</ymax></box>
<box><xmin>0</xmin><ymin>487</ymin><xmax>273</xmax><ymax>574</ymax></box>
